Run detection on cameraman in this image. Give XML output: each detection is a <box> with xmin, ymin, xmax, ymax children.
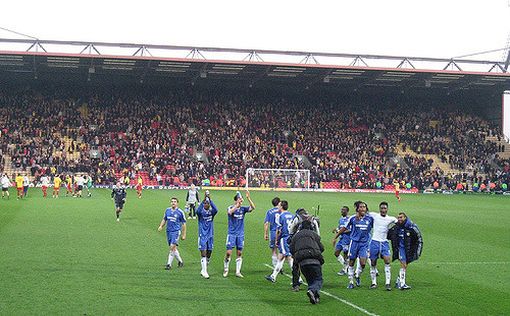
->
<box><xmin>288</xmin><ymin>208</ymin><xmax>320</xmax><ymax>291</ymax></box>
<box><xmin>289</xmin><ymin>219</ymin><xmax>324</xmax><ymax>304</ymax></box>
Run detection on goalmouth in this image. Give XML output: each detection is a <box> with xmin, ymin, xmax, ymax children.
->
<box><xmin>245</xmin><ymin>168</ymin><xmax>310</xmax><ymax>190</ymax></box>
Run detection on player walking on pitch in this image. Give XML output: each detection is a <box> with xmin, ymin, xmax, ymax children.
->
<box><xmin>158</xmin><ymin>197</ymin><xmax>187</xmax><ymax>270</ymax></box>
<box><xmin>331</xmin><ymin>206</ymin><xmax>350</xmax><ymax>276</ymax></box>
<box><xmin>368</xmin><ymin>202</ymin><xmax>397</xmax><ymax>290</ymax></box>
<box><xmin>332</xmin><ymin>201</ymin><xmax>373</xmax><ymax>289</ymax></box>
<box><xmin>223</xmin><ymin>190</ymin><xmax>255</xmax><ymax>278</ymax></box>
<box><xmin>111</xmin><ymin>182</ymin><xmax>127</xmax><ymax>222</ymax></box>
<box><xmin>263</xmin><ymin>197</ymin><xmax>281</xmax><ymax>267</ymax></box>
<box><xmin>1</xmin><ymin>174</ymin><xmax>11</xmax><ymax>199</ymax></box>
<box><xmin>265</xmin><ymin>200</ymin><xmax>295</xmax><ymax>283</ymax></box>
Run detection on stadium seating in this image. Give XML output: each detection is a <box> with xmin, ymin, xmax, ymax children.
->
<box><xmin>1</xmin><ymin>87</ymin><xmax>508</xmax><ymax>191</ymax></box>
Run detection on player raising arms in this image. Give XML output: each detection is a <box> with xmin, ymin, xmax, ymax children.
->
<box><xmin>331</xmin><ymin>206</ymin><xmax>350</xmax><ymax>276</ymax></box>
<box><xmin>223</xmin><ymin>190</ymin><xmax>255</xmax><ymax>278</ymax></box>
<box><xmin>196</xmin><ymin>190</ymin><xmax>218</xmax><ymax>279</ymax></box>
<box><xmin>158</xmin><ymin>197</ymin><xmax>187</xmax><ymax>270</ymax></box>
<box><xmin>332</xmin><ymin>201</ymin><xmax>374</xmax><ymax>289</ymax></box>
<box><xmin>111</xmin><ymin>182</ymin><xmax>127</xmax><ymax>222</ymax></box>
<box><xmin>368</xmin><ymin>202</ymin><xmax>397</xmax><ymax>290</ymax></box>
<box><xmin>263</xmin><ymin>197</ymin><xmax>280</xmax><ymax>267</ymax></box>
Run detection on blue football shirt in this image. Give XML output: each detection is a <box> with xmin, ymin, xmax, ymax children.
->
<box><xmin>277</xmin><ymin>211</ymin><xmax>295</xmax><ymax>238</ymax></box>
<box><xmin>197</xmin><ymin>199</ymin><xmax>218</xmax><ymax>238</ymax></box>
<box><xmin>163</xmin><ymin>207</ymin><xmax>186</xmax><ymax>232</ymax></box>
<box><xmin>227</xmin><ymin>205</ymin><xmax>251</xmax><ymax>235</ymax></box>
<box><xmin>338</xmin><ymin>216</ymin><xmax>351</xmax><ymax>242</ymax></box>
<box><xmin>264</xmin><ymin>207</ymin><xmax>279</xmax><ymax>232</ymax></box>
<box><xmin>346</xmin><ymin>215</ymin><xmax>373</xmax><ymax>243</ymax></box>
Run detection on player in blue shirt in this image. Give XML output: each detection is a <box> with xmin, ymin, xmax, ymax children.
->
<box><xmin>333</xmin><ymin>201</ymin><xmax>373</xmax><ymax>289</ymax></box>
<box><xmin>158</xmin><ymin>197</ymin><xmax>187</xmax><ymax>270</ymax></box>
<box><xmin>223</xmin><ymin>190</ymin><xmax>255</xmax><ymax>278</ymax></box>
<box><xmin>263</xmin><ymin>197</ymin><xmax>281</xmax><ymax>267</ymax></box>
<box><xmin>196</xmin><ymin>190</ymin><xmax>218</xmax><ymax>279</ymax></box>
<box><xmin>265</xmin><ymin>200</ymin><xmax>295</xmax><ymax>282</ymax></box>
<box><xmin>331</xmin><ymin>206</ymin><xmax>350</xmax><ymax>276</ymax></box>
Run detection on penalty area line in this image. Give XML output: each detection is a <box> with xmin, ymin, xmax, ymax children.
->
<box><xmin>263</xmin><ymin>264</ymin><xmax>379</xmax><ymax>316</ymax></box>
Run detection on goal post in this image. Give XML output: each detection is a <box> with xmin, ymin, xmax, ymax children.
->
<box><xmin>245</xmin><ymin>168</ymin><xmax>310</xmax><ymax>190</ymax></box>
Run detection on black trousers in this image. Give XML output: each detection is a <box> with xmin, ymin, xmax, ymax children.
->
<box><xmin>300</xmin><ymin>263</ymin><xmax>323</xmax><ymax>293</ymax></box>
<box><xmin>292</xmin><ymin>260</ymin><xmax>301</xmax><ymax>287</ymax></box>
<box><xmin>188</xmin><ymin>203</ymin><xmax>196</xmax><ymax>217</ymax></box>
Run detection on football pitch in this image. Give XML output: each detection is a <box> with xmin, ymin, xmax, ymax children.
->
<box><xmin>0</xmin><ymin>189</ymin><xmax>509</xmax><ymax>315</ymax></box>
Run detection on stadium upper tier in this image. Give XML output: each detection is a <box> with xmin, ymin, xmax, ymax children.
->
<box><xmin>0</xmin><ymin>86</ymin><xmax>509</xmax><ymax>190</ymax></box>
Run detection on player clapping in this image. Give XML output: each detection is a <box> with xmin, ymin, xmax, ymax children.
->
<box><xmin>196</xmin><ymin>190</ymin><xmax>218</xmax><ymax>278</ymax></box>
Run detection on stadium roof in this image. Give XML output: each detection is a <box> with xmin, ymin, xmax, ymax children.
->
<box><xmin>1</xmin><ymin>38</ymin><xmax>510</xmax><ymax>91</ymax></box>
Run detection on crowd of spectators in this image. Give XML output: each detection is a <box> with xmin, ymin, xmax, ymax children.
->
<box><xmin>0</xmin><ymin>86</ymin><xmax>508</xmax><ymax>191</ymax></box>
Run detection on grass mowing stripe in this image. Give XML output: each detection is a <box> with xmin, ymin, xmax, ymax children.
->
<box><xmin>264</xmin><ymin>264</ymin><xmax>379</xmax><ymax>316</ymax></box>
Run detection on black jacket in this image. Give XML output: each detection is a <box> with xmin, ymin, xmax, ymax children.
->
<box><xmin>289</xmin><ymin>229</ymin><xmax>324</xmax><ymax>265</ymax></box>
<box><xmin>387</xmin><ymin>218</ymin><xmax>423</xmax><ymax>264</ymax></box>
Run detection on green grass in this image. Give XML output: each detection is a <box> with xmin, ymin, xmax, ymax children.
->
<box><xmin>0</xmin><ymin>189</ymin><xmax>509</xmax><ymax>315</ymax></box>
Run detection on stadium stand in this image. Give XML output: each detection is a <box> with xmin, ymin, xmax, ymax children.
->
<box><xmin>0</xmin><ymin>86</ymin><xmax>509</xmax><ymax>191</ymax></box>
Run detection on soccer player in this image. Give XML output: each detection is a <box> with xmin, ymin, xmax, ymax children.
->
<box><xmin>111</xmin><ymin>182</ymin><xmax>127</xmax><ymax>222</ymax></box>
<box><xmin>196</xmin><ymin>190</ymin><xmax>218</xmax><ymax>278</ymax></box>
<box><xmin>53</xmin><ymin>175</ymin><xmax>62</xmax><ymax>198</ymax></box>
<box><xmin>393</xmin><ymin>179</ymin><xmax>401</xmax><ymax>202</ymax></box>
<box><xmin>40</xmin><ymin>175</ymin><xmax>50</xmax><ymax>198</ymax></box>
<box><xmin>75</xmin><ymin>174</ymin><xmax>85</xmax><ymax>198</ymax></box>
<box><xmin>1</xmin><ymin>173</ymin><xmax>11</xmax><ymax>199</ymax></box>
<box><xmin>23</xmin><ymin>175</ymin><xmax>30</xmax><ymax>197</ymax></box>
<box><xmin>65</xmin><ymin>174</ymin><xmax>73</xmax><ymax>197</ymax></box>
<box><xmin>158</xmin><ymin>197</ymin><xmax>187</xmax><ymax>270</ymax></box>
<box><xmin>331</xmin><ymin>206</ymin><xmax>350</xmax><ymax>276</ymax></box>
<box><xmin>85</xmin><ymin>175</ymin><xmax>93</xmax><ymax>197</ymax></box>
<box><xmin>136</xmin><ymin>175</ymin><xmax>143</xmax><ymax>199</ymax></box>
<box><xmin>368</xmin><ymin>202</ymin><xmax>397</xmax><ymax>290</ymax></box>
<box><xmin>263</xmin><ymin>197</ymin><xmax>281</xmax><ymax>267</ymax></box>
<box><xmin>332</xmin><ymin>200</ymin><xmax>373</xmax><ymax>289</ymax></box>
<box><xmin>223</xmin><ymin>190</ymin><xmax>255</xmax><ymax>278</ymax></box>
<box><xmin>15</xmin><ymin>174</ymin><xmax>24</xmax><ymax>200</ymax></box>
<box><xmin>265</xmin><ymin>200</ymin><xmax>295</xmax><ymax>283</ymax></box>
<box><xmin>388</xmin><ymin>212</ymin><xmax>423</xmax><ymax>290</ymax></box>
<box><xmin>186</xmin><ymin>184</ymin><xmax>200</xmax><ymax>219</ymax></box>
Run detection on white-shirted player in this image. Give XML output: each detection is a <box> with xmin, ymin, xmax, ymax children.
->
<box><xmin>75</xmin><ymin>175</ymin><xmax>85</xmax><ymax>198</ymax></box>
<box><xmin>186</xmin><ymin>184</ymin><xmax>200</xmax><ymax>219</ymax></box>
<box><xmin>40</xmin><ymin>175</ymin><xmax>50</xmax><ymax>198</ymax></box>
<box><xmin>368</xmin><ymin>201</ymin><xmax>397</xmax><ymax>290</ymax></box>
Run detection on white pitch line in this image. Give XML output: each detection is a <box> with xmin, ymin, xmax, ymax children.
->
<box><xmin>263</xmin><ymin>264</ymin><xmax>379</xmax><ymax>316</ymax></box>
<box><xmin>421</xmin><ymin>261</ymin><xmax>510</xmax><ymax>265</ymax></box>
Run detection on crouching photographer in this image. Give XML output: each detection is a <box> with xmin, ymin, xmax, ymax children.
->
<box><xmin>289</xmin><ymin>219</ymin><xmax>324</xmax><ymax>304</ymax></box>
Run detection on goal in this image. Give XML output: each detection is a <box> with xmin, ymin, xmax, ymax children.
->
<box><xmin>245</xmin><ymin>168</ymin><xmax>310</xmax><ymax>190</ymax></box>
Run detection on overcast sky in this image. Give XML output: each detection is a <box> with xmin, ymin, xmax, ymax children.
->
<box><xmin>1</xmin><ymin>0</ymin><xmax>509</xmax><ymax>61</ymax></box>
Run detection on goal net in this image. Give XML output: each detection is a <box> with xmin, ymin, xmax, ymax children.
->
<box><xmin>245</xmin><ymin>168</ymin><xmax>310</xmax><ymax>190</ymax></box>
